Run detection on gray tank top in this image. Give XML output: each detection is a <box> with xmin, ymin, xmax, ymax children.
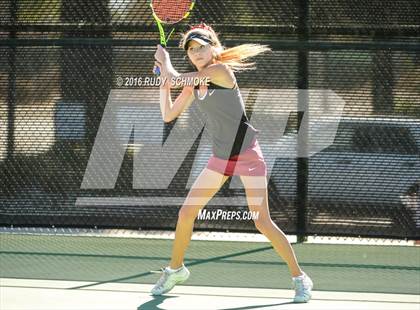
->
<box><xmin>193</xmin><ymin>82</ymin><xmax>259</xmax><ymax>159</ymax></box>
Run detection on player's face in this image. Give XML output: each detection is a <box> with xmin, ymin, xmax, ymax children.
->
<box><xmin>187</xmin><ymin>40</ymin><xmax>213</xmax><ymax>70</ymax></box>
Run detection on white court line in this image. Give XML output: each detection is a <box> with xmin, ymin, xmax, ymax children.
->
<box><xmin>1</xmin><ymin>278</ymin><xmax>419</xmax><ymax>310</ymax></box>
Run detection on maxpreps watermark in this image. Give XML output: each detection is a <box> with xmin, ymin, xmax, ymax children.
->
<box><xmin>197</xmin><ymin>209</ymin><xmax>259</xmax><ymax>221</ymax></box>
<box><xmin>116</xmin><ymin>76</ymin><xmax>210</xmax><ymax>87</ymax></box>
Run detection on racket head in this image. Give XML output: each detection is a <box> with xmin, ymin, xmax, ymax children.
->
<box><xmin>150</xmin><ymin>0</ymin><xmax>195</xmax><ymax>24</ymax></box>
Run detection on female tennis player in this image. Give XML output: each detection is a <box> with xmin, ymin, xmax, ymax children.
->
<box><xmin>151</xmin><ymin>24</ymin><xmax>313</xmax><ymax>303</ymax></box>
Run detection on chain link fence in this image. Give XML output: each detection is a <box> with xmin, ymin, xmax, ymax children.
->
<box><xmin>0</xmin><ymin>0</ymin><xmax>419</xmax><ymax>239</ymax></box>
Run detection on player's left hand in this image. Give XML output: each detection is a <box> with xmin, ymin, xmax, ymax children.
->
<box><xmin>154</xmin><ymin>45</ymin><xmax>170</xmax><ymax>64</ymax></box>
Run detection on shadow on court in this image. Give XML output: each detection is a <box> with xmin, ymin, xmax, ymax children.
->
<box><xmin>137</xmin><ymin>295</ymin><xmax>295</xmax><ymax>310</ymax></box>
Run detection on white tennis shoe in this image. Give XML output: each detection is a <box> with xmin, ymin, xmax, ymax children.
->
<box><xmin>292</xmin><ymin>272</ymin><xmax>313</xmax><ymax>303</ymax></box>
<box><xmin>150</xmin><ymin>264</ymin><xmax>190</xmax><ymax>295</ymax></box>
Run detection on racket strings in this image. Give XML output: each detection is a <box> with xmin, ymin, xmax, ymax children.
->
<box><xmin>151</xmin><ymin>0</ymin><xmax>194</xmax><ymax>24</ymax></box>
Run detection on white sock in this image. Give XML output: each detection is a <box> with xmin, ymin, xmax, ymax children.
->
<box><xmin>293</xmin><ymin>273</ymin><xmax>305</xmax><ymax>280</ymax></box>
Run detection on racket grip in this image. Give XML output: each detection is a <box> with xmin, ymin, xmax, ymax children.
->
<box><xmin>153</xmin><ymin>66</ymin><xmax>161</xmax><ymax>76</ymax></box>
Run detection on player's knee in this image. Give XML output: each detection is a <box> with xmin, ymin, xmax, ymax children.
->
<box><xmin>245</xmin><ymin>189</ymin><xmax>266</xmax><ymax>208</ymax></box>
<box><xmin>253</xmin><ymin>217</ymin><xmax>274</xmax><ymax>234</ymax></box>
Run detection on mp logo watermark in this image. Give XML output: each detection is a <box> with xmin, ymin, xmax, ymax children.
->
<box><xmin>76</xmin><ymin>88</ymin><xmax>345</xmax><ymax>209</ymax></box>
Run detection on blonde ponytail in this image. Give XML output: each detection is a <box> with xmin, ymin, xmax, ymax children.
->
<box><xmin>216</xmin><ymin>44</ymin><xmax>271</xmax><ymax>72</ymax></box>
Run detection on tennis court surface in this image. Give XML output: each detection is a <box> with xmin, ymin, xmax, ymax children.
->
<box><xmin>1</xmin><ymin>231</ymin><xmax>419</xmax><ymax>310</ymax></box>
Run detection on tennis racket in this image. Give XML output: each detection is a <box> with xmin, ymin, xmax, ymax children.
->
<box><xmin>150</xmin><ymin>0</ymin><xmax>196</xmax><ymax>75</ymax></box>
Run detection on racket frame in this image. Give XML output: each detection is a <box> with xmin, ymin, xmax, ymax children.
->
<box><xmin>150</xmin><ymin>0</ymin><xmax>196</xmax><ymax>47</ymax></box>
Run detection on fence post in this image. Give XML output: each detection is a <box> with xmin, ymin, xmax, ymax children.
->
<box><xmin>7</xmin><ymin>1</ymin><xmax>17</xmax><ymax>163</ymax></box>
<box><xmin>296</xmin><ymin>0</ymin><xmax>309</xmax><ymax>243</ymax></box>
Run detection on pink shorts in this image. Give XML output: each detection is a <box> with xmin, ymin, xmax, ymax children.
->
<box><xmin>206</xmin><ymin>137</ymin><xmax>267</xmax><ymax>177</ymax></box>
